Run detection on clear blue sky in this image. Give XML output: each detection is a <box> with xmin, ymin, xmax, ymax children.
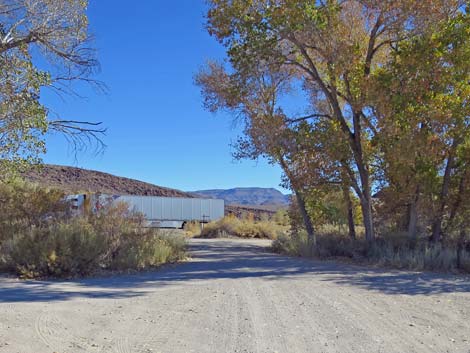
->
<box><xmin>41</xmin><ymin>1</ymin><xmax>288</xmax><ymax>193</ymax></box>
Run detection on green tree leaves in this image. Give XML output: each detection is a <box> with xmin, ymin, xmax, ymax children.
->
<box><xmin>201</xmin><ymin>0</ymin><xmax>470</xmax><ymax>241</ymax></box>
<box><xmin>0</xmin><ymin>0</ymin><xmax>103</xmax><ymax>177</ymax></box>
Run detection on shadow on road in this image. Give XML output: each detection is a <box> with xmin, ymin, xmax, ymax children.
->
<box><xmin>1</xmin><ymin>239</ymin><xmax>469</xmax><ymax>303</ymax></box>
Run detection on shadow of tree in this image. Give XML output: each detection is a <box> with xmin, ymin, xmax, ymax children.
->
<box><xmin>0</xmin><ymin>282</ymin><xmax>143</xmax><ymax>303</ymax></box>
<box><xmin>318</xmin><ymin>271</ymin><xmax>470</xmax><ymax>295</ymax></box>
<box><xmin>1</xmin><ymin>239</ymin><xmax>469</xmax><ymax>303</ymax></box>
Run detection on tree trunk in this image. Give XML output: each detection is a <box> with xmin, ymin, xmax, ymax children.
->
<box><xmin>342</xmin><ymin>160</ymin><xmax>375</xmax><ymax>242</ymax></box>
<box><xmin>361</xmin><ymin>196</ymin><xmax>375</xmax><ymax>243</ymax></box>
<box><xmin>278</xmin><ymin>157</ymin><xmax>316</xmax><ymax>245</ymax></box>
<box><xmin>342</xmin><ymin>184</ymin><xmax>356</xmax><ymax>239</ymax></box>
<box><xmin>295</xmin><ymin>191</ymin><xmax>316</xmax><ymax>246</ymax></box>
<box><xmin>407</xmin><ymin>202</ymin><xmax>418</xmax><ymax>240</ymax></box>
<box><xmin>431</xmin><ymin>140</ymin><xmax>458</xmax><ymax>242</ymax></box>
<box><xmin>351</xmin><ymin>112</ymin><xmax>375</xmax><ymax>242</ymax></box>
<box><xmin>407</xmin><ymin>186</ymin><xmax>420</xmax><ymax>240</ymax></box>
<box><xmin>456</xmin><ymin>229</ymin><xmax>466</xmax><ymax>270</ymax></box>
<box><xmin>356</xmin><ymin>151</ymin><xmax>375</xmax><ymax>242</ymax></box>
<box><xmin>446</xmin><ymin>169</ymin><xmax>468</xmax><ymax>232</ymax></box>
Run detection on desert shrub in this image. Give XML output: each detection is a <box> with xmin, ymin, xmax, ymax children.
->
<box><xmin>200</xmin><ymin>215</ymin><xmax>286</xmax><ymax>239</ymax></box>
<box><xmin>1</xmin><ymin>218</ymin><xmax>107</xmax><ymax>278</ymax></box>
<box><xmin>183</xmin><ymin>221</ymin><xmax>201</xmax><ymax>237</ymax></box>
<box><xmin>199</xmin><ymin>216</ymin><xmax>240</xmax><ymax>238</ymax></box>
<box><xmin>110</xmin><ymin>231</ymin><xmax>186</xmax><ymax>270</ymax></box>
<box><xmin>272</xmin><ymin>231</ymin><xmax>470</xmax><ymax>273</ymax></box>
<box><xmin>1</xmin><ymin>213</ymin><xmax>186</xmax><ymax>278</ymax></box>
<box><xmin>273</xmin><ymin>232</ymin><xmax>367</xmax><ymax>259</ymax></box>
<box><xmin>0</xmin><ymin>181</ymin><xmax>187</xmax><ymax>278</ymax></box>
<box><xmin>366</xmin><ymin>240</ymin><xmax>462</xmax><ymax>272</ymax></box>
<box><xmin>272</xmin><ymin>233</ymin><xmax>308</xmax><ymax>256</ymax></box>
<box><xmin>272</xmin><ymin>209</ymin><xmax>290</xmax><ymax>226</ymax></box>
<box><xmin>89</xmin><ymin>201</ymin><xmax>147</xmax><ymax>260</ymax></box>
<box><xmin>0</xmin><ymin>179</ymin><xmax>67</xmax><ymax>242</ymax></box>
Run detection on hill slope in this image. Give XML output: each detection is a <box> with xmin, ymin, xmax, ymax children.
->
<box><xmin>193</xmin><ymin>187</ymin><xmax>289</xmax><ymax>206</ymax></box>
<box><xmin>23</xmin><ymin>164</ymin><xmax>193</xmax><ymax>198</ymax></box>
<box><xmin>22</xmin><ymin>165</ymin><xmax>280</xmax><ymax>220</ymax></box>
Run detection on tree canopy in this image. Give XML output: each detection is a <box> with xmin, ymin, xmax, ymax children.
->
<box><xmin>198</xmin><ymin>0</ymin><xmax>470</xmax><ymax>244</ymax></box>
<box><xmin>0</xmin><ymin>0</ymin><xmax>104</xmax><ymax>176</ymax></box>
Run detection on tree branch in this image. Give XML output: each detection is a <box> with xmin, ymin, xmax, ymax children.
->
<box><xmin>364</xmin><ymin>13</ymin><xmax>383</xmax><ymax>76</ymax></box>
<box><xmin>286</xmin><ymin>113</ymin><xmax>333</xmax><ymax>123</ymax></box>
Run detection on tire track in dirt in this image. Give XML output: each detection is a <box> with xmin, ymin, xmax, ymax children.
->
<box><xmin>115</xmin><ymin>337</ymin><xmax>132</xmax><ymax>353</ymax></box>
<box><xmin>284</xmin><ymin>276</ymin><xmax>423</xmax><ymax>352</ymax></box>
<box><xmin>35</xmin><ymin>311</ymin><xmax>100</xmax><ymax>352</ymax></box>
<box><xmin>240</xmin><ymin>278</ymin><xmax>292</xmax><ymax>353</ymax></box>
<box><xmin>283</xmin><ymin>271</ymin><xmax>467</xmax><ymax>353</ymax></box>
<box><xmin>2</xmin><ymin>238</ymin><xmax>469</xmax><ymax>353</ymax></box>
<box><xmin>267</xmin><ymin>278</ymin><xmax>357</xmax><ymax>353</ymax></box>
<box><xmin>116</xmin><ymin>285</ymin><xmax>217</xmax><ymax>353</ymax></box>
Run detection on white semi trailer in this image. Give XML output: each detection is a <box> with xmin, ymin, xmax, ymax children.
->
<box><xmin>66</xmin><ymin>194</ymin><xmax>225</xmax><ymax>228</ymax></box>
<box><xmin>116</xmin><ymin>195</ymin><xmax>224</xmax><ymax>228</ymax></box>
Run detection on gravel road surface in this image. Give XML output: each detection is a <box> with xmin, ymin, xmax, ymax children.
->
<box><xmin>1</xmin><ymin>238</ymin><xmax>469</xmax><ymax>353</ymax></box>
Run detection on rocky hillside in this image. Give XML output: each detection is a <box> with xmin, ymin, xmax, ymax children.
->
<box><xmin>193</xmin><ymin>187</ymin><xmax>289</xmax><ymax>207</ymax></box>
<box><xmin>23</xmin><ymin>164</ymin><xmax>193</xmax><ymax>198</ymax></box>
<box><xmin>22</xmin><ymin>165</ymin><xmax>281</xmax><ymax>220</ymax></box>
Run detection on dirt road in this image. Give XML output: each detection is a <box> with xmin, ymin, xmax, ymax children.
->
<box><xmin>1</xmin><ymin>238</ymin><xmax>469</xmax><ymax>353</ymax></box>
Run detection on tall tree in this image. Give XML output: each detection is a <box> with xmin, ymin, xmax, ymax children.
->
<box><xmin>196</xmin><ymin>61</ymin><xmax>320</xmax><ymax>243</ymax></box>
<box><xmin>372</xmin><ymin>8</ymin><xmax>470</xmax><ymax>241</ymax></box>
<box><xmin>204</xmin><ymin>0</ymin><xmax>462</xmax><ymax>242</ymax></box>
<box><xmin>0</xmin><ymin>0</ymin><xmax>104</xmax><ymax>176</ymax></box>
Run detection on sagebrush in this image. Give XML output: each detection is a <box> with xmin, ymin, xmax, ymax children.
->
<box><xmin>200</xmin><ymin>215</ymin><xmax>287</xmax><ymax>239</ymax></box>
<box><xmin>0</xmin><ymin>180</ymin><xmax>186</xmax><ymax>278</ymax></box>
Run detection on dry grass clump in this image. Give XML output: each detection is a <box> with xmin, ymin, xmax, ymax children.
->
<box><xmin>200</xmin><ymin>215</ymin><xmax>287</xmax><ymax>239</ymax></box>
<box><xmin>272</xmin><ymin>231</ymin><xmax>470</xmax><ymax>273</ymax></box>
<box><xmin>368</xmin><ymin>238</ymin><xmax>470</xmax><ymax>272</ymax></box>
<box><xmin>0</xmin><ymin>180</ymin><xmax>186</xmax><ymax>278</ymax></box>
<box><xmin>109</xmin><ymin>229</ymin><xmax>186</xmax><ymax>271</ymax></box>
<box><xmin>183</xmin><ymin>221</ymin><xmax>202</xmax><ymax>237</ymax></box>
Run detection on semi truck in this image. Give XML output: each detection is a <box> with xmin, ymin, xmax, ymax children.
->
<box><xmin>65</xmin><ymin>194</ymin><xmax>225</xmax><ymax>228</ymax></box>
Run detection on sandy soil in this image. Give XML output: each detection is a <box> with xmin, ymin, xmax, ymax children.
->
<box><xmin>1</xmin><ymin>238</ymin><xmax>469</xmax><ymax>353</ymax></box>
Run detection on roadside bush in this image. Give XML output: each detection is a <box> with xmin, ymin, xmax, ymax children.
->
<box><xmin>272</xmin><ymin>231</ymin><xmax>470</xmax><ymax>273</ymax></box>
<box><xmin>0</xmin><ymin>181</ymin><xmax>187</xmax><ymax>278</ymax></box>
<box><xmin>110</xmin><ymin>231</ymin><xmax>186</xmax><ymax>270</ymax></box>
<box><xmin>89</xmin><ymin>201</ymin><xmax>147</xmax><ymax>260</ymax></box>
<box><xmin>200</xmin><ymin>216</ymin><xmax>241</xmax><ymax>238</ymax></box>
<box><xmin>183</xmin><ymin>221</ymin><xmax>201</xmax><ymax>237</ymax></box>
<box><xmin>1</xmin><ymin>218</ymin><xmax>107</xmax><ymax>278</ymax></box>
<box><xmin>0</xmin><ymin>179</ymin><xmax>67</xmax><ymax>243</ymax></box>
<box><xmin>200</xmin><ymin>215</ymin><xmax>286</xmax><ymax>239</ymax></box>
<box><xmin>272</xmin><ymin>209</ymin><xmax>290</xmax><ymax>227</ymax></box>
<box><xmin>272</xmin><ymin>233</ymin><xmax>308</xmax><ymax>256</ymax></box>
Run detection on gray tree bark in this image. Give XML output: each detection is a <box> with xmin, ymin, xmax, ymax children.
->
<box><xmin>342</xmin><ymin>184</ymin><xmax>356</xmax><ymax>239</ymax></box>
<box><xmin>407</xmin><ymin>186</ymin><xmax>420</xmax><ymax>240</ymax></box>
<box><xmin>431</xmin><ymin>140</ymin><xmax>459</xmax><ymax>242</ymax></box>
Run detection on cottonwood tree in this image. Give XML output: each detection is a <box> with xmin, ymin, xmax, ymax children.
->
<box><xmin>286</xmin><ymin>118</ymin><xmax>358</xmax><ymax>239</ymax></box>
<box><xmin>197</xmin><ymin>57</ymin><xmax>358</xmax><ymax>244</ymax></box>
<box><xmin>372</xmin><ymin>9</ymin><xmax>470</xmax><ymax>241</ymax></box>
<box><xmin>0</xmin><ymin>0</ymin><xmax>104</xmax><ymax>176</ymax></box>
<box><xmin>197</xmin><ymin>61</ymin><xmax>320</xmax><ymax>243</ymax></box>
<box><xmin>204</xmin><ymin>0</ymin><xmax>463</xmax><ymax>242</ymax></box>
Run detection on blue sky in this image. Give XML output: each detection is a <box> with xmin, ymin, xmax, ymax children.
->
<box><xmin>41</xmin><ymin>1</ymin><xmax>288</xmax><ymax>193</ymax></box>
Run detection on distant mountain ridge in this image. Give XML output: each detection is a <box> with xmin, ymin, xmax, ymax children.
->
<box><xmin>21</xmin><ymin>165</ymin><xmax>288</xmax><ymax>219</ymax></box>
<box><xmin>192</xmin><ymin>187</ymin><xmax>290</xmax><ymax>207</ymax></box>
